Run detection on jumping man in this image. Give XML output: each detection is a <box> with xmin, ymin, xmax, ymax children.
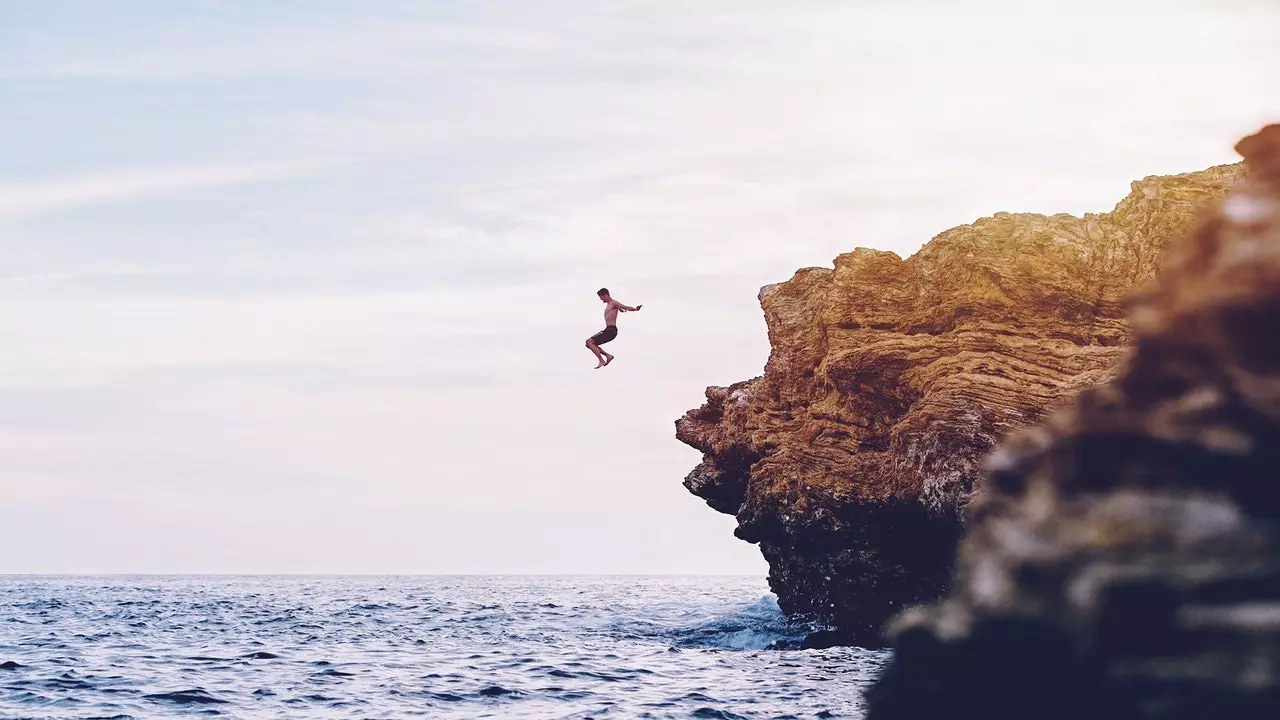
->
<box><xmin>586</xmin><ymin>287</ymin><xmax>641</xmax><ymax>369</ymax></box>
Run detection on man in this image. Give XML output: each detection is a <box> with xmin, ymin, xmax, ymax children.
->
<box><xmin>585</xmin><ymin>287</ymin><xmax>642</xmax><ymax>369</ymax></box>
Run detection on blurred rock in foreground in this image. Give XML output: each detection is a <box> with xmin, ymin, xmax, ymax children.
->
<box><xmin>868</xmin><ymin>124</ymin><xmax>1280</xmax><ymax>718</ymax></box>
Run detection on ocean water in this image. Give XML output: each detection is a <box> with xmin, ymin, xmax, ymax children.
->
<box><xmin>0</xmin><ymin>576</ymin><xmax>889</xmax><ymax>719</ymax></box>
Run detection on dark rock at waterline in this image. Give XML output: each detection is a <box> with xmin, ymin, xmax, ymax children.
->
<box><xmin>0</xmin><ymin>660</ymin><xmax>22</xmax><ymax>670</ymax></box>
<box><xmin>799</xmin><ymin>629</ymin><xmax>857</xmax><ymax>650</ymax></box>
<box><xmin>868</xmin><ymin>124</ymin><xmax>1280</xmax><ymax>719</ymax></box>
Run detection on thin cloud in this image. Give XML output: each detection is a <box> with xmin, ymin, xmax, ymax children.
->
<box><xmin>0</xmin><ymin>161</ymin><xmax>329</xmax><ymax>219</ymax></box>
<box><xmin>0</xmin><ymin>15</ymin><xmax>555</xmax><ymax>81</ymax></box>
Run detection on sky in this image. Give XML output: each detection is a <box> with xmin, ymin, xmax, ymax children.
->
<box><xmin>1</xmin><ymin>0</ymin><xmax>1278</xmax><ymax>574</ymax></box>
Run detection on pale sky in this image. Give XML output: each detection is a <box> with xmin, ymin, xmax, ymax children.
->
<box><xmin>1</xmin><ymin>0</ymin><xmax>1278</xmax><ymax>574</ymax></box>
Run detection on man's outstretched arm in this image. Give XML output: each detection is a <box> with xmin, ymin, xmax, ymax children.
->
<box><xmin>613</xmin><ymin>300</ymin><xmax>642</xmax><ymax>312</ymax></box>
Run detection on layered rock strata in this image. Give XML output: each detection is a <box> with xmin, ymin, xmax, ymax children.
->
<box><xmin>867</xmin><ymin>125</ymin><xmax>1280</xmax><ymax>718</ymax></box>
<box><xmin>677</xmin><ymin>160</ymin><xmax>1244</xmax><ymax>646</ymax></box>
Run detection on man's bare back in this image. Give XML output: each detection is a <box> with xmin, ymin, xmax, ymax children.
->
<box><xmin>585</xmin><ymin>287</ymin><xmax>642</xmax><ymax>369</ymax></box>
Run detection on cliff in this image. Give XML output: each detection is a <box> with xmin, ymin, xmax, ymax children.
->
<box><xmin>676</xmin><ymin>159</ymin><xmax>1245</xmax><ymax>646</ymax></box>
<box><xmin>867</xmin><ymin>125</ymin><xmax>1280</xmax><ymax>718</ymax></box>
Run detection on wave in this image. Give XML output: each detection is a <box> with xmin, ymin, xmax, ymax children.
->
<box><xmin>669</xmin><ymin>595</ymin><xmax>813</xmax><ymax>651</ymax></box>
<box><xmin>143</xmin><ymin>688</ymin><xmax>228</xmax><ymax>705</ymax></box>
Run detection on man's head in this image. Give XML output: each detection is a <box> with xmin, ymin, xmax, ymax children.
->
<box><xmin>597</xmin><ymin>287</ymin><xmax>610</xmax><ymax>302</ymax></box>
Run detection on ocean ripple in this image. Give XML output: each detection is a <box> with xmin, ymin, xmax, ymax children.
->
<box><xmin>0</xmin><ymin>576</ymin><xmax>889</xmax><ymax>718</ymax></box>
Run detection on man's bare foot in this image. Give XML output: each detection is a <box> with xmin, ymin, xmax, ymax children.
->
<box><xmin>603</xmin><ymin>355</ymin><xmax>614</xmax><ymax>366</ymax></box>
<box><xmin>594</xmin><ymin>360</ymin><xmax>606</xmax><ymax>369</ymax></box>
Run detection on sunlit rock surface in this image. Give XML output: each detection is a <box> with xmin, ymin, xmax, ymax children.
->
<box><xmin>677</xmin><ymin>159</ymin><xmax>1244</xmax><ymax>646</ymax></box>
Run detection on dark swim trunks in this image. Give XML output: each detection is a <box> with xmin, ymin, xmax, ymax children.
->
<box><xmin>589</xmin><ymin>325</ymin><xmax>618</xmax><ymax>345</ymax></box>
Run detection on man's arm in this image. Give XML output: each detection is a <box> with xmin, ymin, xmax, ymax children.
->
<box><xmin>612</xmin><ymin>300</ymin><xmax>641</xmax><ymax>312</ymax></box>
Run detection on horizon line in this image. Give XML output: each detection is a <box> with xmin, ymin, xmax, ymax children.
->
<box><xmin>0</xmin><ymin>572</ymin><xmax>766</xmax><ymax>578</ymax></box>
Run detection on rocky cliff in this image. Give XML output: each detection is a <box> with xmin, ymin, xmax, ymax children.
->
<box><xmin>676</xmin><ymin>159</ymin><xmax>1244</xmax><ymax>647</ymax></box>
<box><xmin>867</xmin><ymin>125</ymin><xmax>1280</xmax><ymax>719</ymax></box>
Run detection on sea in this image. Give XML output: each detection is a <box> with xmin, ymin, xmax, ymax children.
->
<box><xmin>0</xmin><ymin>575</ymin><xmax>889</xmax><ymax>719</ymax></box>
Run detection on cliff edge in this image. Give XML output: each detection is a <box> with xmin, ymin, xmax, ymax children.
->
<box><xmin>676</xmin><ymin>160</ymin><xmax>1244</xmax><ymax>646</ymax></box>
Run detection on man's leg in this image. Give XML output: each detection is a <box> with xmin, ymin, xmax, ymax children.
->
<box><xmin>586</xmin><ymin>338</ymin><xmax>607</xmax><ymax>368</ymax></box>
<box><xmin>597</xmin><ymin>327</ymin><xmax>616</xmax><ymax>367</ymax></box>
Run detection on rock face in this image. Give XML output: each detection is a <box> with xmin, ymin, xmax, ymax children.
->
<box><xmin>867</xmin><ymin>125</ymin><xmax>1280</xmax><ymax>718</ymax></box>
<box><xmin>676</xmin><ymin>161</ymin><xmax>1244</xmax><ymax>646</ymax></box>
